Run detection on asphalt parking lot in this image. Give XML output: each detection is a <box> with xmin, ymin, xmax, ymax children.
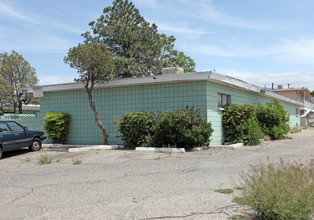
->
<box><xmin>0</xmin><ymin>128</ymin><xmax>313</xmax><ymax>220</ymax></box>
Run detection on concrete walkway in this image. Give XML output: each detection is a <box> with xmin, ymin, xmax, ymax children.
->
<box><xmin>0</xmin><ymin>128</ymin><xmax>313</xmax><ymax>219</ymax></box>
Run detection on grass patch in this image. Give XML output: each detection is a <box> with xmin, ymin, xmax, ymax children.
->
<box><xmin>38</xmin><ymin>154</ymin><xmax>54</xmax><ymax>165</ymax></box>
<box><xmin>235</xmin><ymin>159</ymin><xmax>314</xmax><ymax>219</ymax></box>
<box><xmin>154</xmin><ymin>156</ymin><xmax>161</xmax><ymax>160</ymax></box>
<box><xmin>214</xmin><ymin>188</ymin><xmax>234</xmax><ymax>194</ymax></box>
<box><xmin>72</xmin><ymin>157</ymin><xmax>82</xmax><ymax>165</ymax></box>
<box><xmin>234</xmin><ymin>186</ymin><xmax>244</xmax><ymax>190</ymax></box>
<box><xmin>228</xmin><ymin>214</ymin><xmax>246</xmax><ymax>220</ymax></box>
<box><xmin>25</xmin><ymin>157</ymin><xmax>31</xmax><ymax>162</ymax></box>
<box><xmin>232</xmin><ymin>196</ymin><xmax>247</xmax><ymax>205</ymax></box>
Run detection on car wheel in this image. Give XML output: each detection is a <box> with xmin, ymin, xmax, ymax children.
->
<box><xmin>29</xmin><ymin>138</ymin><xmax>42</xmax><ymax>151</ymax></box>
<box><xmin>0</xmin><ymin>147</ymin><xmax>2</xmax><ymax>159</ymax></box>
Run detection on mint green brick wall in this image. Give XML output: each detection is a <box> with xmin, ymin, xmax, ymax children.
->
<box><xmin>206</xmin><ymin>82</ymin><xmax>300</xmax><ymax>144</ymax></box>
<box><xmin>40</xmin><ymin>81</ymin><xmax>208</xmax><ymax>144</ymax></box>
<box><xmin>9</xmin><ymin>80</ymin><xmax>300</xmax><ymax>145</ymax></box>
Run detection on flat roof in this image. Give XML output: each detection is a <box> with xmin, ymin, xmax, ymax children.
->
<box><xmin>272</xmin><ymin>88</ymin><xmax>311</xmax><ymax>93</ymax></box>
<box><xmin>25</xmin><ymin>72</ymin><xmax>303</xmax><ymax>106</ymax></box>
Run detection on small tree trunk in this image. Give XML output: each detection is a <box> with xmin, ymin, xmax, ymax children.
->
<box><xmin>86</xmin><ymin>89</ymin><xmax>108</xmax><ymax>145</ymax></box>
<box><xmin>18</xmin><ymin>100</ymin><xmax>23</xmax><ymax>114</ymax></box>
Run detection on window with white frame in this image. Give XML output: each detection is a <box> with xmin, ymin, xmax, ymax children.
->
<box><xmin>218</xmin><ymin>93</ymin><xmax>231</xmax><ymax>108</ymax></box>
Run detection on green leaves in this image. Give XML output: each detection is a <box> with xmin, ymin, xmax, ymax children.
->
<box><xmin>0</xmin><ymin>50</ymin><xmax>38</xmax><ymax>113</ymax></box>
<box><xmin>64</xmin><ymin>42</ymin><xmax>115</xmax><ymax>86</ymax></box>
<box><xmin>43</xmin><ymin>112</ymin><xmax>71</xmax><ymax>144</ymax></box>
<box><xmin>256</xmin><ymin>100</ymin><xmax>290</xmax><ymax>139</ymax></box>
<box><xmin>83</xmin><ymin>0</ymin><xmax>196</xmax><ymax>77</ymax></box>
<box><xmin>116</xmin><ymin>107</ymin><xmax>213</xmax><ymax>149</ymax></box>
<box><xmin>222</xmin><ymin>104</ymin><xmax>262</xmax><ymax>145</ymax></box>
<box><xmin>222</xmin><ymin>100</ymin><xmax>291</xmax><ymax>145</ymax></box>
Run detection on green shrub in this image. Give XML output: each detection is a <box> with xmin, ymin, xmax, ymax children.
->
<box><xmin>256</xmin><ymin>100</ymin><xmax>290</xmax><ymax>140</ymax></box>
<box><xmin>148</xmin><ymin>107</ymin><xmax>213</xmax><ymax>149</ymax></box>
<box><xmin>222</xmin><ymin>104</ymin><xmax>263</xmax><ymax>145</ymax></box>
<box><xmin>115</xmin><ymin>112</ymin><xmax>155</xmax><ymax>149</ymax></box>
<box><xmin>116</xmin><ymin>107</ymin><xmax>213</xmax><ymax>149</ymax></box>
<box><xmin>72</xmin><ymin>157</ymin><xmax>82</xmax><ymax>165</ymax></box>
<box><xmin>235</xmin><ymin>160</ymin><xmax>314</xmax><ymax>220</ymax></box>
<box><xmin>245</xmin><ymin>118</ymin><xmax>264</xmax><ymax>145</ymax></box>
<box><xmin>43</xmin><ymin>112</ymin><xmax>71</xmax><ymax>144</ymax></box>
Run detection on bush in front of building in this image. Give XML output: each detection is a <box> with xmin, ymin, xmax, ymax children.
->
<box><xmin>234</xmin><ymin>160</ymin><xmax>314</xmax><ymax>220</ymax></box>
<box><xmin>115</xmin><ymin>112</ymin><xmax>155</xmax><ymax>149</ymax></box>
<box><xmin>116</xmin><ymin>107</ymin><xmax>213</xmax><ymax>149</ymax></box>
<box><xmin>148</xmin><ymin>107</ymin><xmax>213</xmax><ymax>149</ymax></box>
<box><xmin>222</xmin><ymin>104</ymin><xmax>264</xmax><ymax>145</ymax></box>
<box><xmin>256</xmin><ymin>100</ymin><xmax>290</xmax><ymax>140</ymax></box>
<box><xmin>43</xmin><ymin>112</ymin><xmax>71</xmax><ymax>144</ymax></box>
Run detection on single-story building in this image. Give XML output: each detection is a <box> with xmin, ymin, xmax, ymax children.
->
<box><xmin>16</xmin><ymin>70</ymin><xmax>302</xmax><ymax>145</ymax></box>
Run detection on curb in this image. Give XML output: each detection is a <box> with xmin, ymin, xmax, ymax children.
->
<box><xmin>135</xmin><ymin>147</ymin><xmax>185</xmax><ymax>153</ymax></box>
<box><xmin>191</xmin><ymin>143</ymin><xmax>244</xmax><ymax>151</ymax></box>
<box><xmin>68</xmin><ymin>145</ymin><xmax>124</xmax><ymax>152</ymax></box>
<box><xmin>42</xmin><ymin>144</ymin><xmax>124</xmax><ymax>152</ymax></box>
<box><xmin>42</xmin><ymin>144</ymin><xmax>63</xmax><ymax>148</ymax></box>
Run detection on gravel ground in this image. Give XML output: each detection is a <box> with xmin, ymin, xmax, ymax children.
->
<box><xmin>0</xmin><ymin>128</ymin><xmax>313</xmax><ymax>220</ymax></box>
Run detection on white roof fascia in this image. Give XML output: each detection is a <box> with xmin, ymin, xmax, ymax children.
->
<box><xmin>23</xmin><ymin>104</ymin><xmax>40</xmax><ymax>111</ymax></box>
<box><xmin>25</xmin><ymin>72</ymin><xmax>303</xmax><ymax>106</ymax></box>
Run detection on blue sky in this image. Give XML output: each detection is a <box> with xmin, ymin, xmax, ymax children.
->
<box><xmin>0</xmin><ymin>0</ymin><xmax>314</xmax><ymax>90</ymax></box>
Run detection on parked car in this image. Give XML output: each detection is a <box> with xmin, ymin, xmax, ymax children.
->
<box><xmin>0</xmin><ymin>120</ymin><xmax>46</xmax><ymax>159</ymax></box>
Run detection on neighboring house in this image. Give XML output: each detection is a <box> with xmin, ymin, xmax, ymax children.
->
<box><xmin>19</xmin><ymin>70</ymin><xmax>302</xmax><ymax>145</ymax></box>
<box><xmin>272</xmin><ymin>85</ymin><xmax>314</xmax><ymax>126</ymax></box>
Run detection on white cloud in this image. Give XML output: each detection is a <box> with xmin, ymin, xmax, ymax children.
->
<box><xmin>0</xmin><ymin>2</ymin><xmax>37</xmax><ymax>22</ymax></box>
<box><xmin>276</xmin><ymin>38</ymin><xmax>314</xmax><ymax>63</ymax></box>
<box><xmin>158</xmin><ymin>23</ymin><xmax>212</xmax><ymax>35</ymax></box>
<box><xmin>176</xmin><ymin>0</ymin><xmax>270</xmax><ymax>30</ymax></box>
<box><xmin>181</xmin><ymin>41</ymin><xmax>280</xmax><ymax>58</ymax></box>
<box><xmin>0</xmin><ymin>28</ymin><xmax>77</xmax><ymax>53</ymax></box>
<box><xmin>220</xmin><ymin>69</ymin><xmax>314</xmax><ymax>91</ymax></box>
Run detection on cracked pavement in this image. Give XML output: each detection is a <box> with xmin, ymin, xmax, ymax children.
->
<box><xmin>0</xmin><ymin>128</ymin><xmax>313</xmax><ymax>220</ymax></box>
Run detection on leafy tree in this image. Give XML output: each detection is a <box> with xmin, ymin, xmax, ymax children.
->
<box><xmin>159</xmin><ymin>34</ymin><xmax>195</xmax><ymax>72</ymax></box>
<box><xmin>0</xmin><ymin>50</ymin><xmax>38</xmax><ymax>113</ymax></box>
<box><xmin>168</xmin><ymin>50</ymin><xmax>195</xmax><ymax>72</ymax></box>
<box><xmin>83</xmin><ymin>0</ymin><xmax>195</xmax><ymax>76</ymax></box>
<box><xmin>311</xmin><ymin>90</ymin><xmax>314</xmax><ymax>96</ymax></box>
<box><xmin>64</xmin><ymin>42</ymin><xmax>115</xmax><ymax>144</ymax></box>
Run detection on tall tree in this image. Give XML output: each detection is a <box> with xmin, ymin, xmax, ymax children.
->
<box><xmin>0</xmin><ymin>51</ymin><xmax>38</xmax><ymax>113</ymax></box>
<box><xmin>64</xmin><ymin>42</ymin><xmax>115</xmax><ymax>144</ymax></box>
<box><xmin>83</xmin><ymin>0</ymin><xmax>196</xmax><ymax>76</ymax></box>
<box><xmin>83</xmin><ymin>0</ymin><xmax>161</xmax><ymax>77</ymax></box>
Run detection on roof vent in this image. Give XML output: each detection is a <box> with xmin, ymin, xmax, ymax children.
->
<box><xmin>162</xmin><ymin>67</ymin><xmax>184</xmax><ymax>75</ymax></box>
